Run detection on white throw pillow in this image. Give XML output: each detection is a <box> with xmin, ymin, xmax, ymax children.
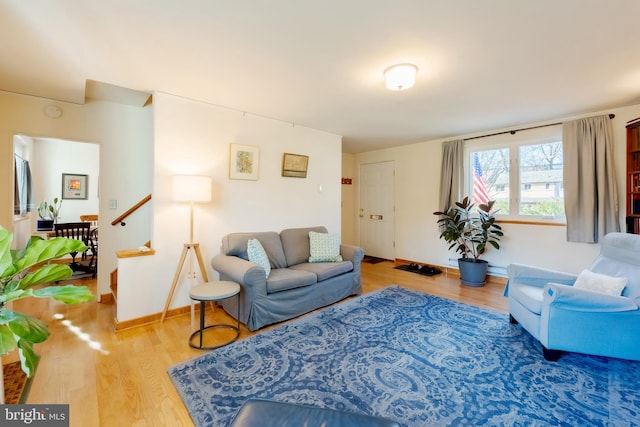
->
<box><xmin>308</xmin><ymin>231</ymin><xmax>343</xmax><ymax>263</ymax></box>
<box><xmin>247</xmin><ymin>238</ymin><xmax>271</xmax><ymax>278</ymax></box>
<box><xmin>572</xmin><ymin>269</ymin><xmax>627</xmax><ymax>296</ymax></box>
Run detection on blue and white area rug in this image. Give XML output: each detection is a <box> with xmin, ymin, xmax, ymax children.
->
<box><xmin>168</xmin><ymin>286</ymin><xmax>640</xmax><ymax>426</ymax></box>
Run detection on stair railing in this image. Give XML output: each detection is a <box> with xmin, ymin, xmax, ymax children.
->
<box><xmin>111</xmin><ymin>194</ymin><xmax>152</xmax><ymax>227</ymax></box>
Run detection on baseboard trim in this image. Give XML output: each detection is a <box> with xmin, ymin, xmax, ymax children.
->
<box><xmin>113</xmin><ymin>305</ymin><xmax>194</xmax><ymax>331</ymax></box>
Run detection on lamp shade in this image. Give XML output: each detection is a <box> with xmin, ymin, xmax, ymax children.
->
<box><xmin>172</xmin><ymin>175</ymin><xmax>212</xmax><ymax>203</ymax></box>
<box><xmin>384</xmin><ymin>63</ymin><xmax>418</xmax><ymax>91</ymax></box>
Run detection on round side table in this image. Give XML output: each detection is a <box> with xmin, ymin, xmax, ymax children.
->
<box><xmin>189</xmin><ymin>281</ymin><xmax>240</xmax><ymax>350</ymax></box>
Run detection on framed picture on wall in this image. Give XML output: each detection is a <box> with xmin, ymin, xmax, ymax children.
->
<box><xmin>282</xmin><ymin>153</ymin><xmax>309</xmax><ymax>178</ymax></box>
<box><xmin>62</xmin><ymin>173</ymin><xmax>88</xmax><ymax>199</ymax></box>
<box><xmin>229</xmin><ymin>143</ymin><xmax>260</xmax><ymax>180</ymax></box>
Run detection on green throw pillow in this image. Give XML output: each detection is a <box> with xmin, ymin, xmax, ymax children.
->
<box><xmin>308</xmin><ymin>231</ymin><xmax>343</xmax><ymax>263</ymax></box>
<box><xmin>247</xmin><ymin>238</ymin><xmax>271</xmax><ymax>278</ymax></box>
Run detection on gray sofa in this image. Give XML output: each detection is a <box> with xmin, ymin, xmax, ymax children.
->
<box><xmin>211</xmin><ymin>226</ymin><xmax>364</xmax><ymax>331</ymax></box>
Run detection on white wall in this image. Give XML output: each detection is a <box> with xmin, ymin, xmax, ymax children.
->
<box><xmin>349</xmin><ymin>104</ymin><xmax>640</xmax><ymax>275</ymax></box>
<box><xmin>11</xmin><ymin>135</ymin><xmax>34</xmax><ymax>248</ymax></box>
<box><xmin>31</xmin><ymin>138</ymin><xmax>99</xmax><ymax>224</ymax></box>
<box><xmin>116</xmin><ymin>92</ymin><xmax>343</xmax><ymax>321</ymax></box>
<box><xmin>0</xmin><ymin>91</ymin><xmax>153</xmax><ymax>298</ymax></box>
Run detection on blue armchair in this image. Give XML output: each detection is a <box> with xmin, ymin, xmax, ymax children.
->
<box><xmin>506</xmin><ymin>232</ymin><xmax>640</xmax><ymax>361</ymax></box>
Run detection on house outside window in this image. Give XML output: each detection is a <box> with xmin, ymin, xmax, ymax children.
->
<box><xmin>465</xmin><ymin>125</ymin><xmax>565</xmax><ymax>222</ymax></box>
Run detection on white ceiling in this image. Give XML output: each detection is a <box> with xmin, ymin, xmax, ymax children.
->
<box><xmin>2</xmin><ymin>0</ymin><xmax>640</xmax><ymax>153</ymax></box>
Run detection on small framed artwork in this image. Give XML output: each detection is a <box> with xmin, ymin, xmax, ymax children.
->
<box><xmin>282</xmin><ymin>153</ymin><xmax>309</xmax><ymax>178</ymax></box>
<box><xmin>229</xmin><ymin>143</ymin><xmax>260</xmax><ymax>180</ymax></box>
<box><xmin>62</xmin><ymin>173</ymin><xmax>88</xmax><ymax>200</ymax></box>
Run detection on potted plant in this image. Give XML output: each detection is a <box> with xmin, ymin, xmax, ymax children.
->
<box><xmin>433</xmin><ymin>196</ymin><xmax>503</xmax><ymax>286</ymax></box>
<box><xmin>0</xmin><ymin>225</ymin><xmax>93</xmax><ymax>381</ymax></box>
<box><xmin>36</xmin><ymin>197</ymin><xmax>62</xmax><ymax>231</ymax></box>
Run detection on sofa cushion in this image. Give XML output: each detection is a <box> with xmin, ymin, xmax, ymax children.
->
<box><xmin>222</xmin><ymin>231</ymin><xmax>288</xmax><ymax>269</ymax></box>
<box><xmin>509</xmin><ymin>282</ymin><xmax>544</xmax><ymax>315</ymax></box>
<box><xmin>573</xmin><ymin>269</ymin><xmax>627</xmax><ymax>296</ymax></box>
<box><xmin>308</xmin><ymin>231</ymin><xmax>343</xmax><ymax>263</ymax></box>
<box><xmin>247</xmin><ymin>238</ymin><xmax>271</xmax><ymax>278</ymax></box>
<box><xmin>266</xmin><ymin>268</ymin><xmax>317</xmax><ymax>294</ymax></box>
<box><xmin>291</xmin><ymin>261</ymin><xmax>353</xmax><ymax>282</ymax></box>
<box><xmin>280</xmin><ymin>226</ymin><xmax>327</xmax><ymax>267</ymax></box>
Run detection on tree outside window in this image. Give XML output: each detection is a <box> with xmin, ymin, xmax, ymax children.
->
<box><xmin>469</xmin><ymin>139</ymin><xmax>565</xmax><ymax>220</ymax></box>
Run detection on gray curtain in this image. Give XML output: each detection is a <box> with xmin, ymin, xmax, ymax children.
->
<box><xmin>562</xmin><ymin>115</ymin><xmax>619</xmax><ymax>243</ymax></box>
<box><xmin>13</xmin><ymin>155</ymin><xmax>34</xmax><ymax>215</ymax></box>
<box><xmin>438</xmin><ymin>139</ymin><xmax>464</xmax><ymax>210</ymax></box>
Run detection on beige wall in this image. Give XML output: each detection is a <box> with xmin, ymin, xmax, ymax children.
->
<box><xmin>347</xmin><ymin>104</ymin><xmax>640</xmax><ymax>275</ymax></box>
<box><xmin>116</xmin><ymin>92</ymin><xmax>344</xmax><ymax>320</ymax></box>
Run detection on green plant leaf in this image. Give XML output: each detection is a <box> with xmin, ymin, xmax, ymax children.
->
<box><xmin>33</xmin><ymin>284</ymin><xmax>94</xmax><ymax>304</ymax></box>
<box><xmin>0</xmin><ymin>228</ymin><xmax>15</xmax><ymax>279</ymax></box>
<box><xmin>0</xmin><ymin>225</ymin><xmax>93</xmax><ymax>378</ymax></box>
<box><xmin>17</xmin><ymin>339</ymin><xmax>39</xmax><ymax>378</ymax></box>
<box><xmin>7</xmin><ymin>311</ymin><xmax>50</xmax><ymax>344</ymax></box>
<box><xmin>0</xmin><ymin>308</ymin><xmax>18</xmax><ymax>324</ymax></box>
<box><xmin>1</xmin><ymin>309</ymin><xmax>49</xmax><ymax>378</ymax></box>
<box><xmin>14</xmin><ymin>237</ymin><xmax>87</xmax><ymax>273</ymax></box>
<box><xmin>0</xmin><ymin>323</ymin><xmax>18</xmax><ymax>357</ymax></box>
<box><xmin>16</xmin><ymin>264</ymin><xmax>73</xmax><ymax>289</ymax></box>
<box><xmin>434</xmin><ymin>197</ymin><xmax>502</xmax><ymax>262</ymax></box>
<box><xmin>0</xmin><ymin>289</ymin><xmax>34</xmax><ymax>305</ymax></box>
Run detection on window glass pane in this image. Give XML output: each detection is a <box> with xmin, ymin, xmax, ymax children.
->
<box><xmin>472</xmin><ymin>149</ymin><xmax>509</xmax><ymax>214</ymax></box>
<box><xmin>518</xmin><ymin>142</ymin><xmax>564</xmax><ymax>216</ymax></box>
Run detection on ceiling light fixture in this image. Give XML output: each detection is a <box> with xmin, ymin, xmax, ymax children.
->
<box><xmin>384</xmin><ymin>63</ymin><xmax>418</xmax><ymax>91</ymax></box>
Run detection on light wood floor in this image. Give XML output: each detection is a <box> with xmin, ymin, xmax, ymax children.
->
<box><xmin>5</xmin><ymin>261</ymin><xmax>507</xmax><ymax>426</ymax></box>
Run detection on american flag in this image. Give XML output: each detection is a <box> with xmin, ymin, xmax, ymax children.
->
<box><xmin>473</xmin><ymin>152</ymin><xmax>490</xmax><ymax>205</ymax></box>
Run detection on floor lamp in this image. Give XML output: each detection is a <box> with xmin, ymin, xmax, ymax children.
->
<box><xmin>161</xmin><ymin>175</ymin><xmax>212</xmax><ymax>323</ymax></box>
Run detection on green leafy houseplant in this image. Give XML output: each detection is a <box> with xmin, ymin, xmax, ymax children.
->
<box><xmin>0</xmin><ymin>226</ymin><xmax>93</xmax><ymax>377</ymax></box>
<box><xmin>433</xmin><ymin>196</ymin><xmax>503</xmax><ymax>262</ymax></box>
<box><xmin>37</xmin><ymin>197</ymin><xmax>62</xmax><ymax>222</ymax></box>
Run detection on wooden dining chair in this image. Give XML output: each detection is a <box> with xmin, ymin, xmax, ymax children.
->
<box><xmin>54</xmin><ymin>222</ymin><xmax>95</xmax><ymax>276</ymax></box>
<box><xmin>79</xmin><ymin>214</ymin><xmax>98</xmax><ymax>228</ymax></box>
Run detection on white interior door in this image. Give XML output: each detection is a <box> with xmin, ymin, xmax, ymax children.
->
<box><xmin>359</xmin><ymin>161</ymin><xmax>395</xmax><ymax>260</ymax></box>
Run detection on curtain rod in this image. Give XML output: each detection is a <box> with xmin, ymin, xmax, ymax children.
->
<box><xmin>464</xmin><ymin>113</ymin><xmax>615</xmax><ymax>142</ymax></box>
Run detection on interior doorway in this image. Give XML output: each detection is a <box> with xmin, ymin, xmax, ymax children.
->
<box><xmin>12</xmin><ymin>135</ymin><xmax>100</xmax><ymax>248</ymax></box>
<box><xmin>359</xmin><ymin>161</ymin><xmax>395</xmax><ymax>260</ymax></box>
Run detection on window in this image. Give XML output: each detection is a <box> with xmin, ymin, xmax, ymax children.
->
<box><xmin>466</xmin><ymin>125</ymin><xmax>564</xmax><ymax>222</ymax></box>
<box><xmin>14</xmin><ymin>154</ymin><xmax>34</xmax><ymax>216</ymax></box>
